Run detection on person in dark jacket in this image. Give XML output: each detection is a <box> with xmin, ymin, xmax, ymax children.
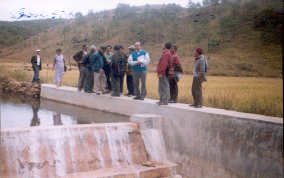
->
<box><xmin>157</xmin><ymin>42</ymin><xmax>172</xmax><ymax>105</ymax></box>
<box><xmin>90</xmin><ymin>46</ymin><xmax>108</xmax><ymax>95</ymax></box>
<box><xmin>190</xmin><ymin>47</ymin><xmax>207</xmax><ymax>108</ymax></box>
<box><xmin>73</xmin><ymin>44</ymin><xmax>89</xmax><ymax>91</ymax></box>
<box><xmin>125</xmin><ymin>45</ymin><xmax>135</xmax><ymax>96</ymax></box>
<box><xmin>110</xmin><ymin>45</ymin><xmax>128</xmax><ymax>97</ymax></box>
<box><xmin>104</xmin><ymin>45</ymin><xmax>113</xmax><ymax>92</ymax></box>
<box><xmin>82</xmin><ymin>45</ymin><xmax>97</xmax><ymax>93</ymax></box>
<box><xmin>31</xmin><ymin>49</ymin><xmax>42</xmax><ymax>83</ymax></box>
<box><xmin>168</xmin><ymin>45</ymin><xmax>183</xmax><ymax>103</ymax></box>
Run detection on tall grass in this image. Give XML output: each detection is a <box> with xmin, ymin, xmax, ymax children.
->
<box><xmin>1</xmin><ymin>62</ymin><xmax>283</xmax><ymax>118</ymax></box>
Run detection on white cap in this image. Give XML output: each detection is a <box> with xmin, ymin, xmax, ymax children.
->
<box><xmin>36</xmin><ymin>49</ymin><xmax>41</xmax><ymax>52</ymax></box>
<box><xmin>90</xmin><ymin>45</ymin><xmax>96</xmax><ymax>50</ymax></box>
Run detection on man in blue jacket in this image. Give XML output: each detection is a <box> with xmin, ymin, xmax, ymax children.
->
<box><xmin>128</xmin><ymin>42</ymin><xmax>150</xmax><ymax>100</ymax></box>
<box><xmin>90</xmin><ymin>46</ymin><xmax>107</xmax><ymax>95</ymax></box>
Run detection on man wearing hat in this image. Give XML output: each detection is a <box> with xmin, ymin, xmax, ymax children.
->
<box><xmin>90</xmin><ymin>45</ymin><xmax>108</xmax><ymax>95</ymax></box>
<box><xmin>31</xmin><ymin>49</ymin><xmax>42</xmax><ymax>83</ymax></box>
<box><xmin>190</xmin><ymin>47</ymin><xmax>208</xmax><ymax>108</ymax></box>
<box><xmin>125</xmin><ymin>45</ymin><xmax>135</xmax><ymax>96</ymax></box>
<box><xmin>82</xmin><ymin>45</ymin><xmax>97</xmax><ymax>93</ymax></box>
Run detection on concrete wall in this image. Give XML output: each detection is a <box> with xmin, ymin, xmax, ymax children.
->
<box><xmin>41</xmin><ymin>84</ymin><xmax>283</xmax><ymax>178</ymax></box>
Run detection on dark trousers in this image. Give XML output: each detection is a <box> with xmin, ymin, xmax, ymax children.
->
<box><xmin>78</xmin><ymin>66</ymin><xmax>87</xmax><ymax>90</ymax></box>
<box><xmin>169</xmin><ymin>77</ymin><xmax>178</xmax><ymax>102</ymax></box>
<box><xmin>84</xmin><ymin>69</ymin><xmax>94</xmax><ymax>92</ymax></box>
<box><xmin>192</xmin><ymin>77</ymin><xmax>203</xmax><ymax>105</ymax></box>
<box><xmin>158</xmin><ymin>75</ymin><xmax>170</xmax><ymax>103</ymax></box>
<box><xmin>133</xmin><ymin>71</ymin><xmax>147</xmax><ymax>98</ymax></box>
<box><xmin>111</xmin><ymin>74</ymin><xmax>124</xmax><ymax>95</ymax></box>
<box><xmin>32</xmin><ymin>65</ymin><xmax>40</xmax><ymax>83</ymax></box>
<box><xmin>104</xmin><ymin>65</ymin><xmax>112</xmax><ymax>91</ymax></box>
<box><xmin>126</xmin><ymin>75</ymin><xmax>134</xmax><ymax>94</ymax></box>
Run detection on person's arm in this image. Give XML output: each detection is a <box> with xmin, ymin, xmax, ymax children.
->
<box><xmin>128</xmin><ymin>54</ymin><xmax>138</xmax><ymax>66</ymax></box>
<box><xmin>52</xmin><ymin>56</ymin><xmax>56</xmax><ymax>71</ymax></box>
<box><xmin>73</xmin><ymin>51</ymin><xmax>81</xmax><ymax>62</ymax></box>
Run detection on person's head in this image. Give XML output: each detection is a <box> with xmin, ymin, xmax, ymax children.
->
<box><xmin>82</xmin><ymin>44</ymin><xmax>89</xmax><ymax>52</ymax></box>
<box><xmin>113</xmin><ymin>45</ymin><xmax>120</xmax><ymax>51</ymax></box>
<box><xmin>106</xmin><ymin>45</ymin><xmax>112</xmax><ymax>53</ymax></box>
<box><xmin>135</xmin><ymin>42</ymin><xmax>141</xmax><ymax>52</ymax></box>
<box><xmin>100</xmin><ymin>46</ymin><xmax>107</xmax><ymax>53</ymax></box>
<box><xmin>128</xmin><ymin>45</ymin><xmax>135</xmax><ymax>54</ymax></box>
<box><xmin>194</xmin><ymin>47</ymin><xmax>203</xmax><ymax>58</ymax></box>
<box><xmin>119</xmin><ymin>45</ymin><xmax>124</xmax><ymax>53</ymax></box>
<box><xmin>163</xmin><ymin>42</ymin><xmax>172</xmax><ymax>50</ymax></box>
<box><xmin>90</xmin><ymin>45</ymin><xmax>96</xmax><ymax>53</ymax></box>
<box><xmin>56</xmin><ymin>48</ymin><xmax>62</xmax><ymax>54</ymax></box>
<box><xmin>170</xmin><ymin>45</ymin><xmax>178</xmax><ymax>54</ymax></box>
<box><xmin>36</xmin><ymin>49</ymin><xmax>41</xmax><ymax>55</ymax></box>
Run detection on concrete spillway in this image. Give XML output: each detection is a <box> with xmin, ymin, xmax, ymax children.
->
<box><xmin>1</xmin><ymin>115</ymin><xmax>179</xmax><ymax>178</ymax></box>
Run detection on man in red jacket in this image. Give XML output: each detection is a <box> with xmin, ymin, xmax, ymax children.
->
<box><xmin>156</xmin><ymin>42</ymin><xmax>172</xmax><ymax>105</ymax></box>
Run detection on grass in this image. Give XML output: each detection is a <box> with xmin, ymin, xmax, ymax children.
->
<box><xmin>1</xmin><ymin>62</ymin><xmax>283</xmax><ymax>118</ymax></box>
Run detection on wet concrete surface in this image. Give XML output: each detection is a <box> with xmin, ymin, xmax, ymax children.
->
<box><xmin>0</xmin><ymin>91</ymin><xmax>129</xmax><ymax>130</ymax></box>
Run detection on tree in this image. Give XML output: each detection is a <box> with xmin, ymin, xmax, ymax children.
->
<box><xmin>71</xmin><ymin>36</ymin><xmax>77</xmax><ymax>48</ymax></box>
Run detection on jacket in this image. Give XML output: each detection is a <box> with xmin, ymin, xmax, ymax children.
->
<box><xmin>157</xmin><ymin>49</ymin><xmax>172</xmax><ymax>75</ymax></box>
<box><xmin>111</xmin><ymin>51</ymin><xmax>128</xmax><ymax>77</ymax></box>
<box><xmin>82</xmin><ymin>52</ymin><xmax>95</xmax><ymax>70</ymax></box>
<box><xmin>73</xmin><ymin>50</ymin><xmax>86</xmax><ymax>68</ymax></box>
<box><xmin>90</xmin><ymin>51</ymin><xmax>104</xmax><ymax>73</ymax></box>
<box><xmin>31</xmin><ymin>55</ymin><xmax>42</xmax><ymax>70</ymax></box>
<box><xmin>193</xmin><ymin>55</ymin><xmax>207</xmax><ymax>82</ymax></box>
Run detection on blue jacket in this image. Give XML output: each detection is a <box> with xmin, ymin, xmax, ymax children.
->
<box><xmin>90</xmin><ymin>51</ymin><xmax>104</xmax><ymax>73</ymax></box>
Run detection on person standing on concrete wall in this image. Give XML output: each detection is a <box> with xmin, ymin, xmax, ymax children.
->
<box><xmin>125</xmin><ymin>45</ymin><xmax>135</xmax><ymax>96</ymax></box>
<box><xmin>168</xmin><ymin>45</ymin><xmax>183</xmax><ymax>103</ymax></box>
<box><xmin>90</xmin><ymin>46</ymin><xmax>108</xmax><ymax>95</ymax></box>
<box><xmin>82</xmin><ymin>45</ymin><xmax>97</xmax><ymax>93</ymax></box>
<box><xmin>110</xmin><ymin>45</ymin><xmax>128</xmax><ymax>97</ymax></box>
<box><xmin>128</xmin><ymin>42</ymin><xmax>150</xmax><ymax>101</ymax></box>
<box><xmin>190</xmin><ymin>47</ymin><xmax>208</xmax><ymax>108</ymax></box>
<box><xmin>31</xmin><ymin>49</ymin><xmax>42</xmax><ymax>83</ymax></box>
<box><xmin>156</xmin><ymin>42</ymin><xmax>172</xmax><ymax>105</ymax></box>
<box><xmin>104</xmin><ymin>45</ymin><xmax>113</xmax><ymax>93</ymax></box>
<box><xmin>73</xmin><ymin>44</ymin><xmax>89</xmax><ymax>91</ymax></box>
<box><xmin>52</xmin><ymin>49</ymin><xmax>66</xmax><ymax>87</ymax></box>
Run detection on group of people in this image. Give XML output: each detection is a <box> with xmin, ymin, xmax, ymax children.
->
<box><xmin>31</xmin><ymin>41</ymin><xmax>208</xmax><ymax>108</ymax></box>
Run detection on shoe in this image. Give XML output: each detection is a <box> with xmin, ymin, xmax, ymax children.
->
<box><xmin>56</xmin><ymin>85</ymin><xmax>59</xmax><ymax>88</ymax></box>
<box><xmin>105</xmin><ymin>90</ymin><xmax>111</xmax><ymax>93</ymax></box>
<box><xmin>139</xmin><ymin>97</ymin><xmax>144</xmax><ymax>100</ymax></box>
<box><xmin>168</xmin><ymin>100</ymin><xmax>176</xmax><ymax>103</ymax></box>
<box><xmin>96</xmin><ymin>92</ymin><xmax>102</xmax><ymax>95</ymax></box>
<box><xmin>194</xmin><ymin>105</ymin><xmax>202</xmax><ymax>108</ymax></box>
<box><xmin>156</xmin><ymin>101</ymin><xmax>168</xmax><ymax>105</ymax></box>
<box><xmin>111</xmin><ymin>93</ymin><xmax>120</xmax><ymax>97</ymax></box>
<box><xmin>133</xmin><ymin>96</ymin><xmax>140</xmax><ymax>100</ymax></box>
<box><xmin>189</xmin><ymin>103</ymin><xmax>197</xmax><ymax>107</ymax></box>
<box><xmin>85</xmin><ymin>90</ymin><xmax>95</xmax><ymax>93</ymax></box>
<box><xmin>78</xmin><ymin>88</ymin><xmax>82</xmax><ymax>91</ymax></box>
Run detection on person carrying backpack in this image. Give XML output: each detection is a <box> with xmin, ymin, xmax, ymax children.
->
<box><xmin>110</xmin><ymin>45</ymin><xmax>128</xmax><ymax>97</ymax></box>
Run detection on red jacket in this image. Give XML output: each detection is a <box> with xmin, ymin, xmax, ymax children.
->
<box><xmin>157</xmin><ymin>49</ymin><xmax>172</xmax><ymax>75</ymax></box>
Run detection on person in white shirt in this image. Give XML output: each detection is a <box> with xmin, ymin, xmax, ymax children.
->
<box><xmin>128</xmin><ymin>42</ymin><xmax>150</xmax><ymax>100</ymax></box>
<box><xmin>31</xmin><ymin>49</ymin><xmax>42</xmax><ymax>83</ymax></box>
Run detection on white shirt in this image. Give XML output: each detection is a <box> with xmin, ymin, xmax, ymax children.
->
<box><xmin>128</xmin><ymin>50</ymin><xmax>150</xmax><ymax>67</ymax></box>
<box><xmin>37</xmin><ymin>55</ymin><xmax>40</xmax><ymax>65</ymax></box>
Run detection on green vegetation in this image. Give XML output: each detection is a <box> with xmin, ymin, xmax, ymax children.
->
<box><xmin>0</xmin><ymin>19</ymin><xmax>65</xmax><ymax>47</ymax></box>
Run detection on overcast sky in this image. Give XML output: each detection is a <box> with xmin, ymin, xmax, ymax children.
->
<box><xmin>0</xmin><ymin>0</ymin><xmax>202</xmax><ymax>21</ymax></box>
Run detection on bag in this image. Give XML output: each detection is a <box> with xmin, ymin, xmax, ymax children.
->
<box><xmin>64</xmin><ymin>65</ymin><xmax>67</xmax><ymax>72</ymax></box>
<box><xmin>167</xmin><ymin>66</ymin><xmax>175</xmax><ymax>78</ymax></box>
<box><xmin>173</xmin><ymin>72</ymin><xmax>182</xmax><ymax>82</ymax></box>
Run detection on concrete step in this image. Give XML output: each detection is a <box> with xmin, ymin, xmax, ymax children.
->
<box><xmin>59</xmin><ymin>162</ymin><xmax>178</xmax><ymax>178</ymax></box>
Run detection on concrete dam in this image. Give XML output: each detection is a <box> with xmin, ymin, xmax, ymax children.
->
<box><xmin>1</xmin><ymin>84</ymin><xmax>283</xmax><ymax>178</ymax></box>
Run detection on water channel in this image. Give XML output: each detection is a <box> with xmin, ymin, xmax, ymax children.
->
<box><xmin>0</xmin><ymin>91</ymin><xmax>129</xmax><ymax>130</ymax></box>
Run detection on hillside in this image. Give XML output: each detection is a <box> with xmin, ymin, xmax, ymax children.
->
<box><xmin>0</xmin><ymin>1</ymin><xmax>282</xmax><ymax>78</ymax></box>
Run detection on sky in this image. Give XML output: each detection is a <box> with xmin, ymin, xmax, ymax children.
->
<box><xmin>0</xmin><ymin>0</ymin><xmax>202</xmax><ymax>21</ymax></box>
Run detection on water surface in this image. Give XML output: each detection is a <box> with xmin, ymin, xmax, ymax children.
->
<box><xmin>1</xmin><ymin>92</ymin><xmax>129</xmax><ymax>130</ymax></box>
